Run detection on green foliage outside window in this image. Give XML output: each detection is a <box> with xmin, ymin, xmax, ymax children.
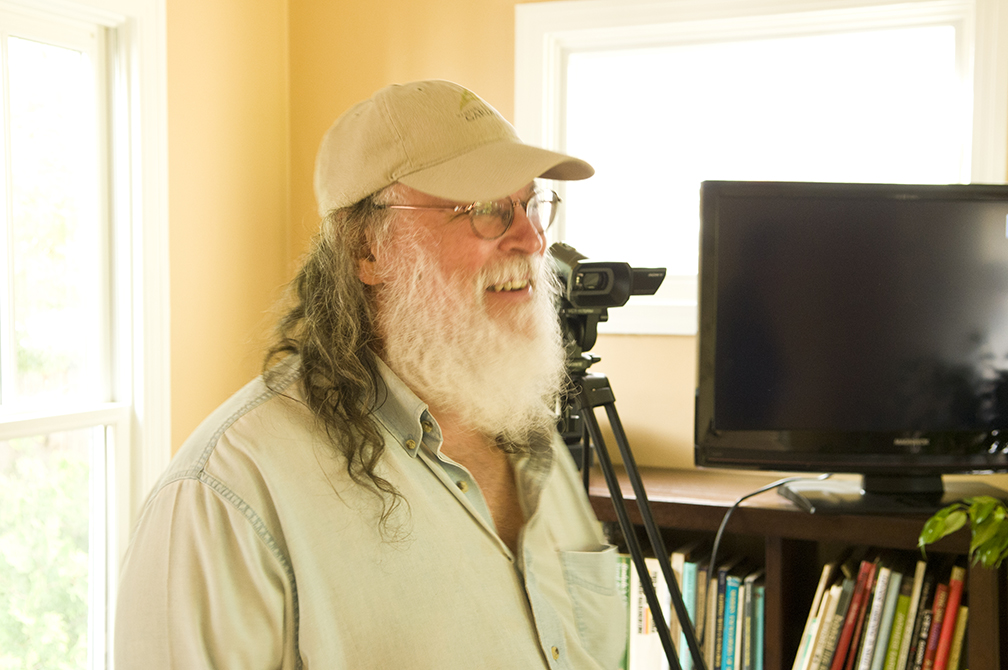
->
<box><xmin>0</xmin><ymin>435</ymin><xmax>89</xmax><ymax>669</ymax></box>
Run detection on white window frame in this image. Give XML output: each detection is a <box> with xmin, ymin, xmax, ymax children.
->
<box><xmin>516</xmin><ymin>0</ymin><xmax>1008</xmax><ymax>335</ymax></box>
<box><xmin>0</xmin><ymin>0</ymin><xmax>168</xmax><ymax>666</ymax></box>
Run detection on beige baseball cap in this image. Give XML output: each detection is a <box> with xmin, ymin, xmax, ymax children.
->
<box><xmin>313</xmin><ymin>80</ymin><xmax>594</xmax><ymax>216</ymax></box>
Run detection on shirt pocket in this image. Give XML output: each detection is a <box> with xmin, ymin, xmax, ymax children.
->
<box><xmin>559</xmin><ymin>544</ymin><xmax>627</xmax><ymax>669</ymax></box>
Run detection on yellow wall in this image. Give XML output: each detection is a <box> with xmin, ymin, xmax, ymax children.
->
<box><xmin>167</xmin><ymin>0</ymin><xmax>1008</xmax><ymax>479</ymax></box>
<box><xmin>166</xmin><ymin>0</ymin><xmax>291</xmax><ymax>448</ymax></box>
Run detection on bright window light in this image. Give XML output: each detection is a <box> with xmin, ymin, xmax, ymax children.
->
<box><xmin>562</xmin><ymin>25</ymin><xmax>964</xmax><ymax>325</ymax></box>
<box><xmin>564</xmin><ymin>25</ymin><xmax>962</xmax><ymax>275</ymax></box>
<box><xmin>5</xmin><ymin>36</ymin><xmax>106</xmax><ymax>407</ymax></box>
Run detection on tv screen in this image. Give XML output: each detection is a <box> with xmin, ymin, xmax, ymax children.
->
<box><xmin>694</xmin><ymin>180</ymin><xmax>1008</xmax><ymax>512</ymax></box>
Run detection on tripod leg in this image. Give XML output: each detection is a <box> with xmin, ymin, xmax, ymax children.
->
<box><xmin>578</xmin><ymin>374</ymin><xmax>708</xmax><ymax>670</ymax></box>
<box><xmin>580</xmin><ymin>423</ymin><xmax>592</xmax><ymax>494</ymax></box>
<box><xmin>576</xmin><ymin>390</ymin><xmax>684</xmax><ymax>670</ymax></box>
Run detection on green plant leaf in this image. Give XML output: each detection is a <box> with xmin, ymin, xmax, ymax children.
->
<box><xmin>919</xmin><ymin>506</ymin><xmax>967</xmax><ymax>547</ymax></box>
<box><xmin>974</xmin><ymin>520</ymin><xmax>1008</xmax><ymax>569</ymax></box>
<box><xmin>968</xmin><ymin>496</ymin><xmax>999</xmax><ymax>525</ymax></box>
<box><xmin>970</xmin><ymin>513</ymin><xmax>1000</xmax><ymax>552</ymax></box>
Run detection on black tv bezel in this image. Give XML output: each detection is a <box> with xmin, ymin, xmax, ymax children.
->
<box><xmin>694</xmin><ymin>180</ymin><xmax>1008</xmax><ymax>482</ymax></box>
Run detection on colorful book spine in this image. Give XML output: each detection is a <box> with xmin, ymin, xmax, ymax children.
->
<box><xmin>754</xmin><ymin>579</ymin><xmax>766</xmax><ymax>670</ymax></box>
<box><xmin>838</xmin><ymin>560</ymin><xmax>878</xmax><ymax>668</ymax></box>
<box><xmin>713</xmin><ymin>556</ymin><xmax>744</xmax><ymax>670</ymax></box>
<box><xmin>894</xmin><ymin>560</ymin><xmax>928</xmax><ymax>670</ymax></box>
<box><xmin>817</xmin><ymin>578</ymin><xmax>855</xmax><ymax>670</ymax></box>
<box><xmin>868</xmin><ymin>569</ymin><xmax>904</xmax><ymax>670</ymax></box>
<box><xmin>829</xmin><ymin>560</ymin><xmax>876</xmax><ymax>670</ymax></box>
<box><xmin>679</xmin><ymin>547</ymin><xmax>711</xmax><ymax>670</ymax></box>
<box><xmin>722</xmin><ymin>570</ymin><xmax>744</xmax><ymax>670</ymax></box>
<box><xmin>741</xmin><ymin>568</ymin><xmax>765</xmax><ymax>670</ymax></box>
<box><xmin>931</xmin><ymin>565</ymin><xmax>966</xmax><ymax>670</ymax></box>
<box><xmin>809</xmin><ymin>584</ymin><xmax>843</xmax><ymax>670</ymax></box>
<box><xmin>919</xmin><ymin>579</ymin><xmax>950</xmax><ymax>670</ymax></box>
<box><xmin>943</xmin><ymin>606</ymin><xmax>968</xmax><ymax>670</ymax></box>
<box><xmin>906</xmin><ymin>566</ymin><xmax>939</xmax><ymax>670</ymax></box>
<box><xmin>881</xmin><ymin>571</ymin><xmax>914</xmax><ymax>670</ymax></box>
<box><xmin>856</xmin><ymin>564</ymin><xmax>893</xmax><ymax>670</ymax></box>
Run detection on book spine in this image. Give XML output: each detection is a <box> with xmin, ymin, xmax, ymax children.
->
<box><xmin>905</xmin><ymin>569</ymin><xmax>938</xmax><ymax>670</ymax></box>
<box><xmin>714</xmin><ymin>567</ymin><xmax>732</xmax><ymax>670</ymax></box>
<box><xmin>818</xmin><ymin>578</ymin><xmax>855</xmax><ymax>670</ymax></box>
<box><xmin>829</xmin><ymin>560</ymin><xmax>875</xmax><ymax>670</ymax></box>
<box><xmin>919</xmin><ymin>581</ymin><xmax>950</xmax><ymax>670</ymax></box>
<box><xmin>844</xmin><ymin>563</ymin><xmax>879</xmax><ymax>670</ymax></box>
<box><xmin>943</xmin><ymin>606</ymin><xmax>968</xmax><ymax>670</ymax></box>
<box><xmin>910</xmin><ymin>610</ymin><xmax>932</xmax><ymax>670</ymax></box>
<box><xmin>810</xmin><ymin>585</ymin><xmax>842</xmax><ymax>670</ymax></box>
<box><xmin>931</xmin><ymin>566</ymin><xmax>965</xmax><ymax>670</ymax></box>
<box><xmin>680</xmin><ymin>559</ymin><xmax>700</xmax><ymax>670</ymax></box>
<box><xmin>695</xmin><ymin>564</ymin><xmax>710</xmax><ymax>663</ymax></box>
<box><xmin>856</xmin><ymin>565</ymin><xmax>892</xmax><ymax>670</ymax></box>
<box><xmin>628</xmin><ymin>556</ymin><xmax>672</xmax><ymax>670</ymax></box>
<box><xmin>869</xmin><ymin>571</ymin><xmax>904</xmax><ymax>670</ymax></box>
<box><xmin>754</xmin><ymin>583</ymin><xmax>766</xmax><ymax>670</ymax></box>
<box><xmin>706</xmin><ymin>575</ymin><xmax>719</xmax><ymax>670</ymax></box>
<box><xmin>797</xmin><ymin>563</ymin><xmax>839</xmax><ymax>670</ymax></box>
<box><xmin>722</xmin><ymin>576</ymin><xmax>742</xmax><ymax>670</ymax></box>
<box><xmin>881</xmin><ymin>574</ymin><xmax>913</xmax><ymax>670</ymax></box>
<box><xmin>734</xmin><ymin>582</ymin><xmax>746</xmax><ymax>670</ymax></box>
<box><xmin>670</xmin><ymin>548</ymin><xmax>688</xmax><ymax>649</ymax></box>
<box><xmin>742</xmin><ymin>580</ymin><xmax>754</xmax><ymax>670</ymax></box>
<box><xmin>894</xmin><ymin>560</ymin><xmax>928</xmax><ymax>670</ymax></box>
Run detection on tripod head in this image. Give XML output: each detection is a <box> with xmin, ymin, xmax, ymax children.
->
<box><xmin>550</xmin><ymin>242</ymin><xmax>665</xmax><ymax>443</ymax></box>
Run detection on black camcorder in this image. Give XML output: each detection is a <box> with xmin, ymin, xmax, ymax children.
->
<box><xmin>551</xmin><ymin>241</ymin><xmax>666</xmax><ymax>362</ymax></box>
<box><xmin>551</xmin><ymin>241</ymin><xmax>666</xmax><ymax>311</ymax></box>
<box><xmin>551</xmin><ymin>241</ymin><xmax>665</xmax><ymax>448</ymax></box>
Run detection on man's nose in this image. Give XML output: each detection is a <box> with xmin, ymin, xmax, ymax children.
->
<box><xmin>500</xmin><ymin>199</ymin><xmax>545</xmax><ymax>255</ymax></box>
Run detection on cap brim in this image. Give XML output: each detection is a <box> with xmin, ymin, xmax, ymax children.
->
<box><xmin>398</xmin><ymin>139</ymin><xmax>594</xmax><ymax>203</ymax></box>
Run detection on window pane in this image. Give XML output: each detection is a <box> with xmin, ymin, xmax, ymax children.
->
<box><xmin>6</xmin><ymin>36</ymin><xmax>104</xmax><ymax>405</ymax></box>
<box><xmin>0</xmin><ymin>428</ymin><xmax>97</xmax><ymax>669</ymax></box>
<box><xmin>564</xmin><ymin>25</ymin><xmax>962</xmax><ymax>283</ymax></box>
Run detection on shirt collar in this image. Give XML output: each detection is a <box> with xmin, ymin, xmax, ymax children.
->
<box><xmin>370</xmin><ymin>356</ymin><xmax>440</xmax><ymax>458</ymax></box>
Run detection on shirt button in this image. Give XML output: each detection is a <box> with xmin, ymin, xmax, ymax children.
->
<box><xmin>551</xmin><ymin>646</ymin><xmax>559</xmax><ymax>660</ymax></box>
<box><xmin>456</xmin><ymin>480</ymin><xmax>469</xmax><ymax>493</ymax></box>
<box><xmin>421</xmin><ymin>420</ymin><xmax>434</xmax><ymax>432</ymax></box>
<box><xmin>405</xmin><ymin>439</ymin><xmax>417</xmax><ymax>451</ymax></box>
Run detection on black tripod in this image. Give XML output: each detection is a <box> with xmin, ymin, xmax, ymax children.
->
<box><xmin>569</xmin><ymin>369</ymin><xmax>707</xmax><ymax>670</ymax></box>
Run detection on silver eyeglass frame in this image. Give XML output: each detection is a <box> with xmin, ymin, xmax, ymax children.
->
<box><xmin>379</xmin><ymin>189</ymin><xmax>561</xmax><ymax>240</ymax></box>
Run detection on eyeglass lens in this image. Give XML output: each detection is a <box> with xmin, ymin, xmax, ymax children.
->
<box><xmin>470</xmin><ymin>191</ymin><xmax>559</xmax><ymax>239</ymax></box>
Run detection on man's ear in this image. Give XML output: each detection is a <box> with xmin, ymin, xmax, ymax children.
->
<box><xmin>357</xmin><ymin>250</ymin><xmax>382</xmax><ymax>285</ymax></box>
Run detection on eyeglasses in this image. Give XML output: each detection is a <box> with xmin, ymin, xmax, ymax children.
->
<box><xmin>380</xmin><ymin>189</ymin><xmax>561</xmax><ymax>240</ymax></box>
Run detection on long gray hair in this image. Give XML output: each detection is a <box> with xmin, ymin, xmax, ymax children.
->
<box><xmin>263</xmin><ymin>188</ymin><xmax>404</xmax><ymax>527</ymax></box>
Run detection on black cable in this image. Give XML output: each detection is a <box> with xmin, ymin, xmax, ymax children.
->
<box><xmin>698</xmin><ymin>473</ymin><xmax>831</xmax><ymax>645</ymax></box>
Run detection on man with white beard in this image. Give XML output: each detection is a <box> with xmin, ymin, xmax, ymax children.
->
<box><xmin>115</xmin><ymin>80</ymin><xmax>626</xmax><ymax>670</ymax></box>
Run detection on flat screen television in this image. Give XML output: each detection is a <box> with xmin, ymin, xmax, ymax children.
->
<box><xmin>694</xmin><ymin>180</ymin><xmax>1008</xmax><ymax>513</ymax></box>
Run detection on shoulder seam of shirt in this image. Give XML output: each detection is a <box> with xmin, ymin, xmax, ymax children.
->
<box><xmin>198</xmin><ymin>469</ymin><xmax>303</xmax><ymax>668</ymax></box>
<box><xmin>152</xmin><ymin>359</ymin><xmax>306</xmax><ymax>669</ymax></box>
<box><xmin>195</xmin><ymin>359</ymin><xmax>301</xmax><ymax>471</ymax></box>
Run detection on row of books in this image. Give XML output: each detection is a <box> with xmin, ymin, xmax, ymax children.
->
<box><xmin>616</xmin><ymin>540</ymin><xmax>766</xmax><ymax>670</ymax></box>
<box><xmin>791</xmin><ymin>549</ymin><xmax>969</xmax><ymax>670</ymax></box>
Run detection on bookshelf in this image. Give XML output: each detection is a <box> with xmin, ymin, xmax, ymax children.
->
<box><xmin>588</xmin><ymin>467</ymin><xmax>1007</xmax><ymax>670</ymax></box>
